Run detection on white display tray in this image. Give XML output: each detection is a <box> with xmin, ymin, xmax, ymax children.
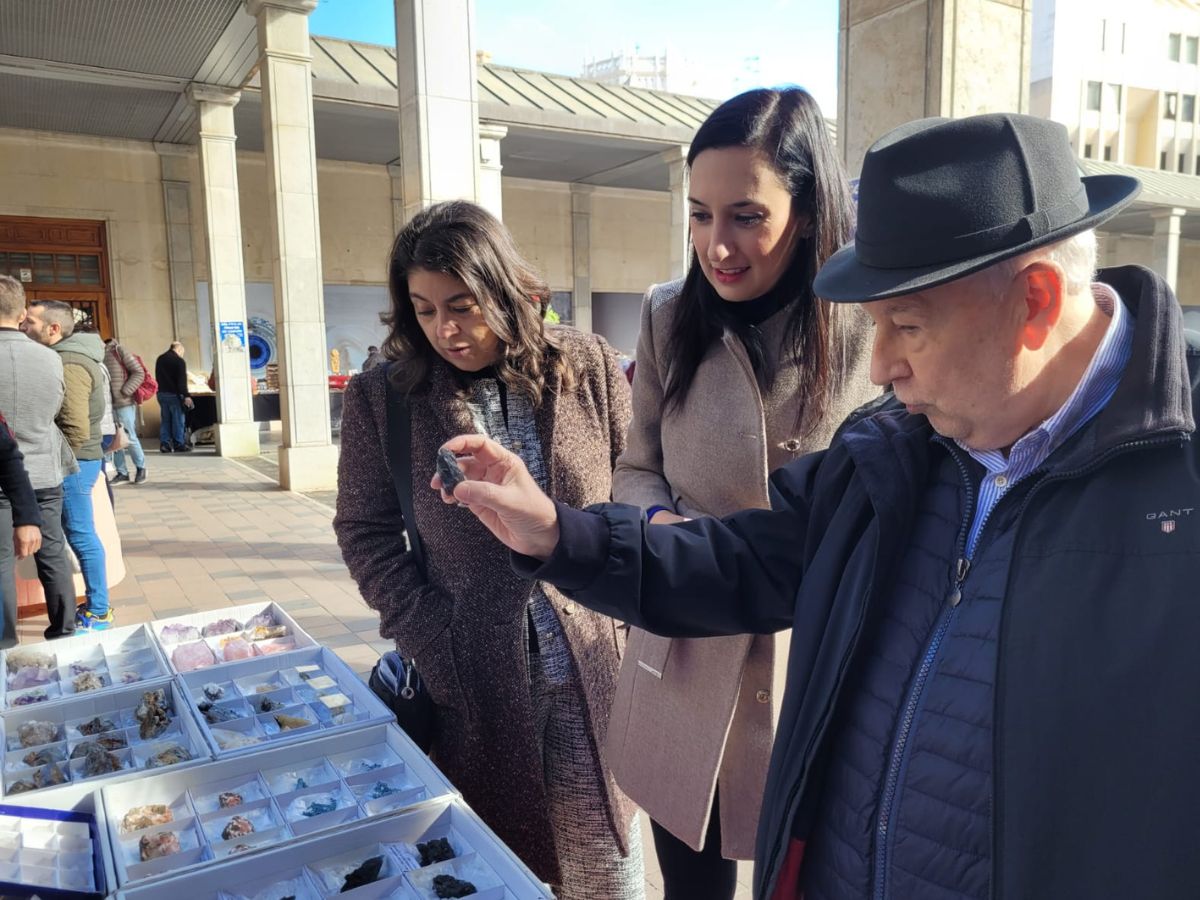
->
<box><xmin>114</xmin><ymin>799</ymin><xmax>552</xmax><ymax>899</ymax></box>
<box><xmin>178</xmin><ymin>647</ymin><xmax>393</xmax><ymax>758</ymax></box>
<box><xmin>98</xmin><ymin>723</ymin><xmax>457</xmax><ymax>890</ymax></box>
<box><xmin>150</xmin><ymin>602</ymin><xmax>316</xmax><ymax>675</ymax></box>
<box><xmin>0</xmin><ymin>678</ymin><xmax>211</xmax><ymax>799</ymax></box>
<box><xmin>0</xmin><ymin>625</ymin><xmax>171</xmax><ymax>711</ymax></box>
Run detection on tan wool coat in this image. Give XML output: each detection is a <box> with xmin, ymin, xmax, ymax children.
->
<box><xmin>609</xmin><ymin>279</ymin><xmax>880</xmax><ymax>859</ymax></box>
<box><xmin>334</xmin><ymin>328</ymin><xmax>635</xmax><ymax>885</ymax></box>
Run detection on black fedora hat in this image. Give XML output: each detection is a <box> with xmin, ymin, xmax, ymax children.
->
<box><xmin>813</xmin><ymin>113</ymin><xmax>1141</xmax><ymax>302</ymax></box>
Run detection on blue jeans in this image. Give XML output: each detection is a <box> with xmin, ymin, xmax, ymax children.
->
<box><xmin>158</xmin><ymin>392</ymin><xmax>186</xmax><ymax>447</ymax></box>
<box><xmin>61</xmin><ymin>459</ymin><xmax>109</xmax><ymax>616</ymax></box>
<box><xmin>112</xmin><ymin>405</ymin><xmax>146</xmax><ymax>474</ymax></box>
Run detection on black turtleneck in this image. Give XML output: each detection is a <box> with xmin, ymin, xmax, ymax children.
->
<box><xmin>720</xmin><ymin>287</ymin><xmax>790</xmax><ymax>328</ymax></box>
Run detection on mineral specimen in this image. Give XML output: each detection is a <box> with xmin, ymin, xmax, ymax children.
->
<box><xmin>202</xmin><ymin>683</ymin><xmax>225</xmax><ymax>701</ymax></box>
<box><xmin>436</xmin><ymin>447</ymin><xmax>467</xmax><ymax>494</ymax></box>
<box><xmin>294</xmin><ymin>665</ymin><xmax>320</xmax><ymax>680</ymax></box>
<box><xmin>432</xmin><ymin>874</ymin><xmax>477</xmax><ymax>898</ymax></box>
<box><xmin>6</xmin><ymin>649</ymin><xmax>54</xmax><ymax>674</ymax></box>
<box><xmin>171</xmin><ymin>641</ymin><xmax>215</xmax><ymax>673</ymax></box>
<box><xmin>138</xmin><ymin>831</ymin><xmax>180</xmax><ymax>861</ymax></box>
<box><xmin>255</xmin><ymin>639</ymin><xmax>295</xmax><ymax>656</ymax></box>
<box><xmin>121</xmin><ymin>805</ymin><xmax>174</xmax><ymax>834</ymax></box>
<box><xmin>68</xmin><ymin>662</ymin><xmax>96</xmax><ymax>676</ymax></box>
<box><xmin>212</xmin><ymin>729</ymin><xmax>261</xmax><ymax>750</ymax></box>
<box><xmin>158</xmin><ymin>623</ymin><xmax>201</xmax><ymax>645</ymax></box>
<box><xmin>219</xmin><ymin>636</ymin><xmax>254</xmax><ymax>661</ymax></box>
<box><xmin>78</xmin><ymin>716</ymin><xmax>116</xmax><ymax>736</ymax></box>
<box><xmin>243</xmin><ymin>612</ymin><xmax>275</xmax><ymax>630</ymax></box>
<box><xmin>77</xmin><ymin>742</ymin><xmax>122</xmax><ymax>777</ymax></box>
<box><xmin>367</xmin><ymin>781</ymin><xmax>398</xmax><ymax>800</ymax></box>
<box><xmin>135</xmin><ymin>689</ymin><xmax>171</xmax><ymax>740</ymax></box>
<box><xmin>201</xmin><ymin>703</ymin><xmax>243</xmax><ymax>724</ymax></box>
<box><xmin>273</xmin><ymin>713</ymin><xmax>311</xmax><ymax>731</ymax></box>
<box><xmin>221</xmin><ymin>815</ymin><xmax>254</xmax><ymax>841</ymax></box>
<box><xmin>417</xmin><ymin>838</ymin><xmax>456</xmax><ymax>867</ymax></box>
<box><xmin>218</xmin><ymin>791</ymin><xmax>243</xmax><ymax>808</ymax></box>
<box><xmin>12</xmin><ymin>688</ymin><xmax>48</xmax><ymax>706</ymax></box>
<box><xmin>202</xmin><ymin>618</ymin><xmax>241</xmax><ymax>637</ymax></box>
<box><xmin>18</xmin><ymin>720</ymin><xmax>60</xmax><ymax>748</ymax></box>
<box><xmin>7</xmin><ymin>779</ymin><xmax>34</xmax><ymax>794</ymax></box>
<box><xmin>146</xmin><ymin>744</ymin><xmax>192</xmax><ymax>769</ymax></box>
<box><xmin>258</xmin><ymin>697</ymin><xmax>283</xmax><ymax>712</ymax></box>
<box><xmin>299</xmin><ymin>796</ymin><xmax>337</xmax><ymax>818</ymax></box>
<box><xmin>72</xmin><ymin>672</ymin><xmax>104</xmax><ymax>693</ymax></box>
<box><xmin>22</xmin><ymin>748</ymin><xmax>62</xmax><ymax>768</ymax></box>
<box><xmin>305</xmin><ymin>675</ymin><xmax>337</xmax><ymax>692</ymax></box>
<box><xmin>32</xmin><ymin>763</ymin><xmax>67</xmax><ymax>788</ymax></box>
<box><xmin>318</xmin><ymin>693</ymin><xmax>351</xmax><ymax>716</ymax></box>
<box><xmin>8</xmin><ymin>665</ymin><xmax>55</xmax><ymax>690</ymax></box>
<box><xmin>227</xmin><ymin>844</ymin><xmax>253</xmax><ymax>856</ymax></box>
<box><xmin>246</xmin><ymin>625</ymin><xmax>289</xmax><ymax>642</ymax></box>
<box><xmin>340</xmin><ymin>856</ymin><xmax>383</xmax><ymax>892</ymax></box>
<box><xmin>119</xmin><ymin>670</ymin><xmax>143</xmax><ymax>684</ymax></box>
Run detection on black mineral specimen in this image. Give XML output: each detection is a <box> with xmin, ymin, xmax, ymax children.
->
<box><xmin>432</xmin><ymin>874</ymin><xmax>477</xmax><ymax>898</ymax></box>
<box><xmin>417</xmin><ymin>837</ymin><xmax>456</xmax><ymax>867</ymax></box>
<box><xmin>339</xmin><ymin>855</ymin><xmax>383</xmax><ymax>892</ymax></box>
<box><xmin>435</xmin><ymin>448</ymin><xmax>466</xmax><ymax>494</ymax></box>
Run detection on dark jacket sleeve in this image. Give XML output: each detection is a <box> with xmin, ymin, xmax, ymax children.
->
<box><xmin>333</xmin><ymin>374</ymin><xmax>454</xmax><ymax>659</ymax></box>
<box><xmin>514</xmin><ymin>448</ymin><xmax>831</xmax><ymax>638</ymax></box>
<box><xmin>0</xmin><ymin>422</ymin><xmax>41</xmax><ymax>528</ymax></box>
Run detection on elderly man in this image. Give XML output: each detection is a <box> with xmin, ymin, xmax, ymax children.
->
<box><xmin>435</xmin><ymin>114</ymin><xmax>1200</xmax><ymax>899</ymax></box>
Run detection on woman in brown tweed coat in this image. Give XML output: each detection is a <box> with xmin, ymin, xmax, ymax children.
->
<box><xmin>608</xmin><ymin>88</ymin><xmax>879</xmax><ymax>899</ymax></box>
<box><xmin>333</xmin><ymin>201</ymin><xmax>642</xmax><ymax>898</ymax></box>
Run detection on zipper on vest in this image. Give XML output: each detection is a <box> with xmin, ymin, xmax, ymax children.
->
<box><xmin>872</xmin><ymin>453</ymin><xmax>978</xmax><ymax>900</ymax></box>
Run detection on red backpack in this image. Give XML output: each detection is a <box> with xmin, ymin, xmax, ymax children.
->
<box><xmin>116</xmin><ymin>346</ymin><xmax>157</xmax><ymax>404</ymax></box>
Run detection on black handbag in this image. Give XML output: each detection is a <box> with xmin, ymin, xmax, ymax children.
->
<box><xmin>366</xmin><ymin>367</ymin><xmax>436</xmax><ymax>753</ymax></box>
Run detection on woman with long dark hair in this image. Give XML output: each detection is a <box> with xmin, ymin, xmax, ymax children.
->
<box><xmin>607</xmin><ymin>88</ymin><xmax>879</xmax><ymax>898</ymax></box>
<box><xmin>334</xmin><ymin>200</ymin><xmax>643</xmax><ymax>899</ymax></box>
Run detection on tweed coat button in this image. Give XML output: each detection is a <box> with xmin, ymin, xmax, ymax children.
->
<box><xmin>783</xmin><ymin>439</ymin><xmax>802</xmax><ymax>452</ymax></box>
<box><xmin>756</xmin><ymin>689</ymin><xmax>770</xmax><ymax>704</ymax></box>
<box><xmin>563</xmin><ymin>603</ymin><xmax>576</xmax><ymax>615</ymax></box>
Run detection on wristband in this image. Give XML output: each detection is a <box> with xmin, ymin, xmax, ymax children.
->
<box><xmin>645</xmin><ymin>505</ymin><xmax>673</xmax><ymax>523</ymax></box>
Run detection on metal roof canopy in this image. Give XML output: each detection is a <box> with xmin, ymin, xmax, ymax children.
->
<box><xmin>1082</xmin><ymin>160</ymin><xmax>1200</xmax><ymax>240</ymax></box>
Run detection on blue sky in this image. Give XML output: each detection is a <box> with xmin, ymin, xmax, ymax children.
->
<box><xmin>307</xmin><ymin>0</ymin><xmax>840</xmax><ymax>111</ymax></box>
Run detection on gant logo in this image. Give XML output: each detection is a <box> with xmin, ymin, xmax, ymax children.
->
<box><xmin>1146</xmin><ymin>508</ymin><xmax>1194</xmax><ymax>534</ymax></box>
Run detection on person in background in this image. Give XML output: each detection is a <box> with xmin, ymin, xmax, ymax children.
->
<box><xmin>155</xmin><ymin>341</ymin><xmax>192</xmax><ymax>453</ymax></box>
<box><xmin>609</xmin><ymin>87</ymin><xmax>878</xmax><ymax>900</ymax></box>
<box><xmin>21</xmin><ymin>300</ymin><xmax>113</xmax><ymax>631</ymax></box>
<box><xmin>361</xmin><ymin>344</ymin><xmax>383</xmax><ymax>372</ymax></box>
<box><xmin>335</xmin><ymin>201</ymin><xmax>643</xmax><ymax>899</ymax></box>
<box><xmin>104</xmin><ymin>337</ymin><xmax>148</xmax><ymax>483</ymax></box>
<box><xmin>0</xmin><ymin>410</ymin><xmax>41</xmax><ymax>649</ymax></box>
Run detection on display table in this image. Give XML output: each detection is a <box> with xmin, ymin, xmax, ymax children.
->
<box><xmin>189</xmin><ymin>391</ymin><xmax>345</xmax><ymax>431</ymax></box>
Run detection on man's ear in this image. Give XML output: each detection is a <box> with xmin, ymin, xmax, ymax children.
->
<box><xmin>1020</xmin><ymin>262</ymin><xmax>1063</xmax><ymax>351</ymax></box>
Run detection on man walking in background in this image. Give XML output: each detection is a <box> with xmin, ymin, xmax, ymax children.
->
<box><xmin>155</xmin><ymin>341</ymin><xmax>192</xmax><ymax>453</ymax></box>
<box><xmin>104</xmin><ymin>337</ymin><xmax>149</xmax><ymax>483</ymax></box>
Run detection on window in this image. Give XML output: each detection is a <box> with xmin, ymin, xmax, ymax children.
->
<box><xmin>1185</xmin><ymin>94</ymin><xmax>1197</xmax><ymax>121</ymax></box>
<box><xmin>1181</xmin><ymin>153</ymin><xmax>1189</xmax><ymax>173</ymax></box>
<box><xmin>1084</xmin><ymin>143</ymin><xmax>1093</xmax><ymax>158</ymax></box>
<box><xmin>1109</xmin><ymin>83</ymin><xmax>1121</xmax><ymax>113</ymax></box>
<box><xmin>1162</xmin><ymin>150</ymin><xmax>1169</xmax><ymax>169</ymax></box>
<box><xmin>1104</xmin><ymin>146</ymin><xmax>1113</xmax><ymax>161</ymax></box>
<box><xmin>1189</xmin><ymin>36</ymin><xmax>1199</xmax><ymax>64</ymax></box>
<box><xmin>1170</xmin><ymin>32</ymin><xmax>1182</xmax><ymax>61</ymax></box>
<box><xmin>1165</xmin><ymin>92</ymin><xmax>1179</xmax><ymax>118</ymax></box>
<box><xmin>1087</xmin><ymin>81</ymin><xmax>1102</xmax><ymax>110</ymax></box>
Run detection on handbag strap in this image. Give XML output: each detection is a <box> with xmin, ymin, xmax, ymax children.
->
<box><xmin>384</xmin><ymin>364</ymin><xmax>427</xmax><ymax>582</ymax></box>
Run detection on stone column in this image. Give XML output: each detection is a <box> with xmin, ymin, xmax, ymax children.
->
<box><xmin>663</xmin><ymin>145</ymin><xmax>690</xmax><ymax>279</ymax></box>
<box><xmin>185</xmin><ymin>86</ymin><xmax>261</xmax><ymax>458</ymax></box>
<box><xmin>478</xmin><ymin>123</ymin><xmax>507</xmax><ymax>219</ymax></box>
<box><xmin>394</xmin><ymin>0</ymin><xmax>481</xmax><ymax>223</ymax></box>
<box><xmin>571</xmin><ymin>184</ymin><xmax>593</xmax><ymax>333</ymax></box>
<box><xmin>838</xmin><ymin>0</ymin><xmax>1034</xmax><ymax>175</ymax></box>
<box><xmin>155</xmin><ymin>143</ymin><xmax>202</xmax><ymax>362</ymax></box>
<box><xmin>246</xmin><ymin>0</ymin><xmax>336</xmax><ymax>491</ymax></box>
<box><xmin>1152</xmin><ymin>207</ymin><xmax>1187</xmax><ymax>291</ymax></box>
<box><xmin>388</xmin><ymin>163</ymin><xmax>405</xmax><ymax>236</ymax></box>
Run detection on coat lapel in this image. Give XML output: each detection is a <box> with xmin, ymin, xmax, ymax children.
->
<box><xmin>425</xmin><ymin>363</ymin><xmax>480</xmax><ymax>447</ymax></box>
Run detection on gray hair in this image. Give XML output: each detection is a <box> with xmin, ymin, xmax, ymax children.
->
<box><xmin>170</xmin><ymin>341</ymin><xmax>184</xmax><ymax>352</ymax></box>
<box><xmin>0</xmin><ymin>275</ymin><xmax>24</xmax><ymax>320</ymax></box>
<box><xmin>981</xmin><ymin>230</ymin><xmax>1099</xmax><ymax>299</ymax></box>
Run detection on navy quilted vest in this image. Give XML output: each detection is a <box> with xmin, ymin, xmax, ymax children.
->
<box><xmin>802</xmin><ymin>444</ymin><xmax>1024</xmax><ymax>899</ymax></box>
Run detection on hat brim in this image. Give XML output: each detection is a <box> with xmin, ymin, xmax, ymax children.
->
<box><xmin>813</xmin><ymin>174</ymin><xmax>1142</xmax><ymax>303</ymax></box>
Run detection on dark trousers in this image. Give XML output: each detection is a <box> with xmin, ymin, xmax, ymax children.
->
<box><xmin>650</xmin><ymin>791</ymin><xmax>738</xmax><ymax>900</ymax></box>
<box><xmin>158</xmin><ymin>392</ymin><xmax>186</xmax><ymax>447</ymax></box>
<box><xmin>0</xmin><ymin>486</ymin><xmax>76</xmax><ymax>646</ymax></box>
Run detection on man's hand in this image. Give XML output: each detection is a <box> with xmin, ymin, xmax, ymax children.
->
<box><xmin>432</xmin><ymin>435</ymin><xmax>560</xmax><ymax>560</ymax></box>
<box><xmin>13</xmin><ymin>525</ymin><xmax>41</xmax><ymax>559</ymax></box>
<box><xmin>183</xmin><ymin>397</ymin><xmax>194</xmax><ymax>410</ymax></box>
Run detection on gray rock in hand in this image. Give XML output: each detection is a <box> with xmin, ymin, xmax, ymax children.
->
<box><xmin>436</xmin><ymin>447</ymin><xmax>466</xmax><ymax>494</ymax></box>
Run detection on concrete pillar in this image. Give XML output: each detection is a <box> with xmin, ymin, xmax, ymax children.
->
<box><xmin>388</xmin><ymin>163</ymin><xmax>405</xmax><ymax>236</ymax></box>
<box><xmin>246</xmin><ymin>0</ymin><xmax>336</xmax><ymax>491</ymax></box>
<box><xmin>663</xmin><ymin>145</ymin><xmax>689</xmax><ymax>280</ymax></box>
<box><xmin>185</xmin><ymin>86</ymin><xmax>261</xmax><ymax>458</ymax></box>
<box><xmin>478</xmin><ymin>123</ymin><xmax>507</xmax><ymax>219</ymax></box>
<box><xmin>154</xmin><ymin>143</ymin><xmax>202</xmax><ymax>362</ymax></box>
<box><xmin>394</xmin><ymin>0</ymin><xmax>481</xmax><ymax>223</ymax></box>
<box><xmin>571</xmin><ymin>184</ymin><xmax>593</xmax><ymax>333</ymax></box>
<box><xmin>1151</xmin><ymin>207</ymin><xmax>1187</xmax><ymax>291</ymax></box>
<box><xmin>838</xmin><ymin>0</ymin><xmax>1034</xmax><ymax>175</ymax></box>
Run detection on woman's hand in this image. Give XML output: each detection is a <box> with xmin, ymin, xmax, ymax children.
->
<box><xmin>432</xmin><ymin>435</ymin><xmax>561</xmax><ymax>560</ymax></box>
<box><xmin>648</xmin><ymin>510</ymin><xmax>690</xmax><ymax>526</ymax></box>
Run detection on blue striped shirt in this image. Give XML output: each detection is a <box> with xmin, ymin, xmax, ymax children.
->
<box><xmin>957</xmin><ymin>283</ymin><xmax>1133</xmax><ymax>555</ymax></box>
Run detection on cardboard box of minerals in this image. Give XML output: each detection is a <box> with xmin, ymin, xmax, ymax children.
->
<box><xmin>179</xmin><ymin>647</ymin><xmax>394</xmax><ymax>758</ymax></box>
<box><xmin>113</xmin><ymin>798</ymin><xmax>552</xmax><ymax>900</ymax></box>
<box><xmin>149</xmin><ymin>602</ymin><xmax>317</xmax><ymax>675</ymax></box>
<box><xmin>0</xmin><ymin>625</ymin><xmax>170</xmax><ymax>710</ymax></box>
<box><xmin>0</xmin><ymin>679</ymin><xmax>211</xmax><ymax>799</ymax></box>
<box><xmin>96</xmin><ymin>723</ymin><xmax>456</xmax><ymax>890</ymax></box>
